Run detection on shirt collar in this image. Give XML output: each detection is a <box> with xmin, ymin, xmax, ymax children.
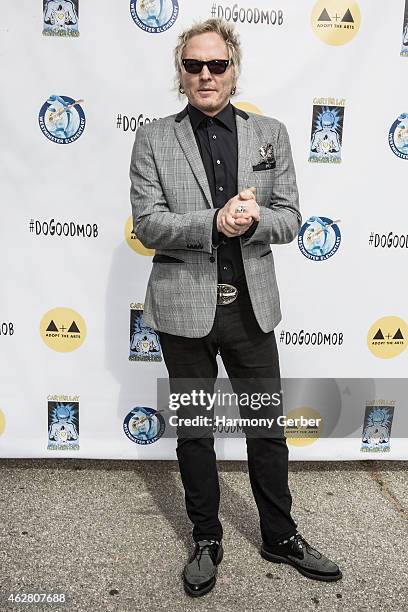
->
<box><xmin>188</xmin><ymin>101</ymin><xmax>235</xmax><ymax>133</ymax></box>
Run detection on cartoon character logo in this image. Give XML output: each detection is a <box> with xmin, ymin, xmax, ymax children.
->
<box><xmin>309</xmin><ymin>105</ymin><xmax>344</xmax><ymax>163</ymax></box>
<box><xmin>401</xmin><ymin>3</ymin><xmax>408</xmax><ymax>56</ymax></box>
<box><xmin>131</xmin><ymin>332</ymin><xmax>158</xmax><ymax>354</ymax></box>
<box><xmin>48</xmin><ymin>403</ymin><xmax>79</xmax><ymax>449</ymax></box>
<box><xmin>129</xmin><ymin>307</ymin><xmax>162</xmax><ymax>361</ymax></box>
<box><xmin>361</xmin><ymin>406</ymin><xmax>394</xmax><ymax>452</ymax></box>
<box><xmin>311</xmin><ymin>111</ymin><xmax>340</xmax><ymax>154</ymax></box>
<box><xmin>389</xmin><ymin>113</ymin><xmax>408</xmax><ymax>159</ymax></box>
<box><xmin>130</xmin><ymin>0</ymin><xmax>179</xmax><ymax>33</ymax></box>
<box><xmin>39</xmin><ymin>95</ymin><xmax>85</xmax><ymax>144</ymax></box>
<box><xmin>298</xmin><ymin>216</ymin><xmax>341</xmax><ymax>261</ymax></box>
<box><xmin>43</xmin><ymin>0</ymin><xmax>79</xmax><ymax>36</ymax></box>
<box><xmin>123</xmin><ymin>407</ymin><xmax>165</xmax><ymax>445</ymax></box>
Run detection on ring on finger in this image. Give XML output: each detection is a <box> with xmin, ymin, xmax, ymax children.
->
<box><xmin>235</xmin><ymin>204</ymin><xmax>247</xmax><ymax>214</ymax></box>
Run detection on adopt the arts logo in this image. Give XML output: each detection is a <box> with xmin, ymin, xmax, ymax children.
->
<box><xmin>388</xmin><ymin>113</ymin><xmax>408</xmax><ymax>160</ymax></box>
<box><xmin>123</xmin><ymin>406</ymin><xmax>165</xmax><ymax>445</ymax></box>
<box><xmin>311</xmin><ymin>0</ymin><xmax>361</xmax><ymax>45</ymax></box>
<box><xmin>125</xmin><ymin>216</ymin><xmax>155</xmax><ymax>256</ymax></box>
<box><xmin>40</xmin><ymin>307</ymin><xmax>86</xmax><ymax>352</ymax></box>
<box><xmin>0</xmin><ymin>408</ymin><xmax>5</xmax><ymax>439</ymax></box>
<box><xmin>234</xmin><ymin>102</ymin><xmax>263</xmax><ymax>115</ymax></box>
<box><xmin>367</xmin><ymin>316</ymin><xmax>408</xmax><ymax>359</ymax></box>
<box><xmin>284</xmin><ymin>407</ymin><xmax>323</xmax><ymax>447</ymax></box>
<box><xmin>298</xmin><ymin>216</ymin><xmax>341</xmax><ymax>261</ymax></box>
<box><xmin>39</xmin><ymin>95</ymin><xmax>85</xmax><ymax>144</ymax></box>
<box><xmin>130</xmin><ymin>0</ymin><xmax>179</xmax><ymax>33</ymax></box>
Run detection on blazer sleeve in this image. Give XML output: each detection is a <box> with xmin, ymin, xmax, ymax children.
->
<box><xmin>130</xmin><ymin>124</ymin><xmax>217</xmax><ymax>253</ymax></box>
<box><xmin>241</xmin><ymin>121</ymin><xmax>302</xmax><ymax>247</ymax></box>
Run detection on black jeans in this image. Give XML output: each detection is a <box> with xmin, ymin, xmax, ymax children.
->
<box><xmin>158</xmin><ymin>285</ymin><xmax>297</xmax><ymax>546</ymax></box>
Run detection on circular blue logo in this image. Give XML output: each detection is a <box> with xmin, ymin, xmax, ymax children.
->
<box><xmin>388</xmin><ymin>113</ymin><xmax>408</xmax><ymax>160</ymax></box>
<box><xmin>123</xmin><ymin>406</ymin><xmax>165</xmax><ymax>445</ymax></box>
<box><xmin>39</xmin><ymin>95</ymin><xmax>85</xmax><ymax>144</ymax></box>
<box><xmin>298</xmin><ymin>216</ymin><xmax>341</xmax><ymax>261</ymax></box>
<box><xmin>130</xmin><ymin>0</ymin><xmax>179</xmax><ymax>33</ymax></box>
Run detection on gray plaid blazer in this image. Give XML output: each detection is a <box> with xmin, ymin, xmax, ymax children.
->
<box><xmin>130</xmin><ymin>105</ymin><xmax>301</xmax><ymax>338</ymax></box>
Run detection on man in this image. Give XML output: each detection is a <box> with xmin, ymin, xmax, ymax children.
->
<box><xmin>130</xmin><ymin>18</ymin><xmax>342</xmax><ymax>596</ymax></box>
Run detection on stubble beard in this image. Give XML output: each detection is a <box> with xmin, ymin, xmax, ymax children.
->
<box><xmin>193</xmin><ymin>92</ymin><xmax>230</xmax><ymax>115</ymax></box>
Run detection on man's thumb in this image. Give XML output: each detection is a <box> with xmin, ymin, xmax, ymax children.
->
<box><xmin>239</xmin><ymin>186</ymin><xmax>256</xmax><ymax>200</ymax></box>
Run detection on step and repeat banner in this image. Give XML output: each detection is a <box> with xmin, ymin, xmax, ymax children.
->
<box><xmin>1</xmin><ymin>1</ymin><xmax>407</xmax><ymax>460</ymax></box>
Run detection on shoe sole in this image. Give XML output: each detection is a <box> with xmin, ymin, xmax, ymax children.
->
<box><xmin>183</xmin><ymin>547</ymin><xmax>224</xmax><ymax>597</ymax></box>
<box><xmin>260</xmin><ymin>547</ymin><xmax>343</xmax><ymax>582</ymax></box>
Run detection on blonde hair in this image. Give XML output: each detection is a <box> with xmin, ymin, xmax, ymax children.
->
<box><xmin>174</xmin><ymin>18</ymin><xmax>242</xmax><ymax>96</ymax></box>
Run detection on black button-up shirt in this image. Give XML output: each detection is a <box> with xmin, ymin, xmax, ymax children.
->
<box><xmin>188</xmin><ymin>102</ymin><xmax>255</xmax><ymax>285</ymax></box>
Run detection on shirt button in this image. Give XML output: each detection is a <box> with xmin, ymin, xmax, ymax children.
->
<box><xmin>212</xmin><ymin>134</ymin><xmax>217</xmax><ymax>139</ymax></box>
<box><xmin>208</xmin><ymin>119</ymin><xmax>213</xmax><ymax>125</ymax></box>
<box><xmin>209</xmin><ymin>256</ymin><xmax>215</xmax><ymax>263</ymax></box>
<box><xmin>216</xmin><ymin>160</ymin><xmax>221</xmax><ymax>165</ymax></box>
<box><xmin>218</xmin><ymin>186</ymin><xmax>223</xmax><ymax>192</ymax></box>
<box><xmin>223</xmin><ymin>266</ymin><xmax>228</xmax><ymax>271</ymax></box>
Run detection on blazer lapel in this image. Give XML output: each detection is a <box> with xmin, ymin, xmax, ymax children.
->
<box><xmin>236</xmin><ymin>113</ymin><xmax>255</xmax><ymax>194</ymax></box>
<box><xmin>174</xmin><ymin>117</ymin><xmax>213</xmax><ymax>209</ymax></box>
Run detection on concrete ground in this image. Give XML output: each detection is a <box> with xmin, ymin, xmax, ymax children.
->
<box><xmin>0</xmin><ymin>459</ymin><xmax>407</xmax><ymax>612</ymax></box>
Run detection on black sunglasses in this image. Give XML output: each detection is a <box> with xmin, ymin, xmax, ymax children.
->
<box><xmin>182</xmin><ymin>59</ymin><xmax>230</xmax><ymax>75</ymax></box>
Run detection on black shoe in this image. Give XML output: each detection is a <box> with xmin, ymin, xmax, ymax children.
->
<box><xmin>183</xmin><ymin>539</ymin><xmax>223</xmax><ymax>597</ymax></box>
<box><xmin>261</xmin><ymin>532</ymin><xmax>342</xmax><ymax>582</ymax></box>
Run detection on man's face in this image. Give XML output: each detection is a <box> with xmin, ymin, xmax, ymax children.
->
<box><xmin>180</xmin><ymin>32</ymin><xmax>235</xmax><ymax>116</ymax></box>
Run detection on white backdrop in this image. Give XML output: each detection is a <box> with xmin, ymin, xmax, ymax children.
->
<box><xmin>1</xmin><ymin>0</ymin><xmax>407</xmax><ymax>459</ymax></box>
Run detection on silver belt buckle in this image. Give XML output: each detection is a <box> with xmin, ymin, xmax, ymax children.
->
<box><xmin>217</xmin><ymin>283</ymin><xmax>238</xmax><ymax>305</ymax></box>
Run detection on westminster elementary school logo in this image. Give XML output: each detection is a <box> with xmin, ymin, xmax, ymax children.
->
<box><xmin>309</xmin><ymin>101</ymin><xmax>345</xmax><ymax>163</ymax></box>
<box><xmin>298</xmin><ymin>216</ymin><xmax>341</xmax><ymax>261</ymax></box>
<box><xmin>129</xmin><ymin>304</ymin><xmax>162</xmax><ymax>361</ymax></box>
<box><xmin>130</xmin><ymin>0</ymin><xmax>179</xmax><ymax>33</ymax></box>
<box><xmin>123</xmin><ymin>406</ymin><xmax>165</xmax><ymax>445</ymax></box>
<box><xmin>361</xmin><ymin>403</ymin><xmax>394</xmax><ymax>453</ymax></box>
<box><xmin>388</xmin><ymin>113</ymin><xmax>408</xmax><ymax>160</ymax></box>
<box><xmin>311</xmin><ymin>0</ymin><xmax>361</xmax><ymax>46</ymax></box>
<box><xmin>48</xmin><ymin>399</ymin><xmax>79</xmax><ymax>450</ymax></box>
<box><xmin>39</xmin><ymin>95</ymin><xmax>85</xmax><ymax>144</ymax></box>
<box><xmin>42</xmin><ymin>0</ymin><xmax>79</xmax><ymax>37</ymax></box>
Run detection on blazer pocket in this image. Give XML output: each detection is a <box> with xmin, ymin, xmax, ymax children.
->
<box><xmin>152</xmin><ymin>254</ymin><xmax>185</xmax><ymax>263</ymax></box>
<box><xmin>252</xmin><ymin>162</ymin><xmax>276</xmax><ymax>172</ymax></box>
<box><xmin>260</xmin><ymin>249</ymin><xmax>272</xmax><ymax>258</ymax></box>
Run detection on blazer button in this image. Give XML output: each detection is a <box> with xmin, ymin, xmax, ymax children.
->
<box><xmin>209</xmin><ymin>256</ymin><xmax>215</xmax><ymax>262</ymax></box>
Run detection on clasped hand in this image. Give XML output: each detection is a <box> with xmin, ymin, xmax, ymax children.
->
<box><xmin>216</xmin><ymin>187</ymin><xmax>260</xmax><ymax>238</ymax></box>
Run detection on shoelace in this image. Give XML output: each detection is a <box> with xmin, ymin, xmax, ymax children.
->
<box><xmin>292</xmin><ymin>533</ymin><xmax>306</xmax><ymax>552</ymax></box>
<box><xmin>195</xmin><ymin>540</ymin><xmax>218</xmax><ymax>567</ymax></box>
<box><xmin>292</xmin><ymin>533</ymin><xmax>321</xmax><ymax>558</ymax></box>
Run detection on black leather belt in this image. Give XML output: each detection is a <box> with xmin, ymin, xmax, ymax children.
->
<box><xmin>217</xmin><ymin>283</ymin><xmax>238</xmax><ymax>305</ymax></box>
